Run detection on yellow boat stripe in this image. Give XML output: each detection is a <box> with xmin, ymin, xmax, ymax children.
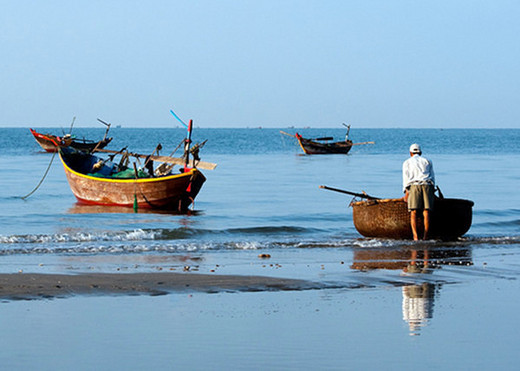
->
<box><xmin>59</xmin><ymin>153</ymin><xmax>195</xmax><ymax>184</ymax></box>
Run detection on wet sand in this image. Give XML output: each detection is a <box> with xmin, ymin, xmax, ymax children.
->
<box><xmin>2</xmin><ymin>247</ymin><xmax>520</xmax><ymax>369</ymax></box>
<box><xmin>0</xmin><ymin>272</ymin><xmax>322</xmax><ymax>300</ymax></box>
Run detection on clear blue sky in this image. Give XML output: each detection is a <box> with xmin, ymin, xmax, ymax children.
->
<box><xmin>1</xmin><ymin>0</ymin><xmax>519</xmax><ymax>128</ymax></box>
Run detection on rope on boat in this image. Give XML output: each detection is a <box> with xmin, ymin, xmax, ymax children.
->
<box><xmin>20</xmin><ymin>150</ymin><xmax>57</xmax><ymax>200</ymax></box>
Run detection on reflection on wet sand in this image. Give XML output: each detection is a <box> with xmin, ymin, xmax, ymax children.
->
<box><xmin>352</xmin><ymin>245</ymin><xmax>472</xmax><ymax>336</ymax></box>
<box><xmin>62</xmin><ymin>254</ymin><xmax>204</xmax><ymax>272</ymax></box>
<box><xmin>402</xmin><ymin>283</ymin><xmax>436</xmax><ymax>336</ymax></box>
<box><xmin>351</xmin><ymin>246</ymin><xmax>472</xmax><ymax>271</ymax></box>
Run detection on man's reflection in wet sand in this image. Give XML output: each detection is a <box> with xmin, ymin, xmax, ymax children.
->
<box><xmin>351</xmin><ymin>245</ymin><xmax>471</xmax><ymax>336</ymax></box>
<box><xmin>401</xmin><ymin>248</ymin><xmax>435</xmax><ymax>335</ymax></box>
<box><xmin>402</xmin><ymin>282</ymin><xmax>436</xmax><ymax>336</ymax></box>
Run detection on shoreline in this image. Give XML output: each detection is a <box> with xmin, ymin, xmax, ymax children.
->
<box><xmin>0</xmin><ymin>272</ymin><xmax>322</xmax><ymax>301</ymax></box>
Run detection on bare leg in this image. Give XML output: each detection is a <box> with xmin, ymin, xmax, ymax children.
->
<box><xmin>410</xmin><ymin>249</ymin><xmax>417</xmax><ymax>265</ymax></box>
<box><xmin>423</xmin><ymin>209</ymin><xmax>430</xmax><ymax>240</ymax></box>
<box><xmin>410</xmin><ymin>210</ymin><xmax>419</xmax><ymax>240</ymax></box>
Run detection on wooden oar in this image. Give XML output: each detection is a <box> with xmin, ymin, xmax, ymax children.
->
<box><xmin>95</xmin><ymin>148</ymin><xmax>217</xmax><ymax>170</ymax></box>
<box><xmin>351</xmin><ymin>141</ymin><xmax>375</xmax><ymax>146</ymax></box>
<box><xmin>280</xmin><ymin>130</ymin><xmax>295</xmax><ymax>138</ymax></box>
<box><xmin>152</xmin><ymin>154</ymin><xmax>217</xmax><ymax>170</ymax></box>
<box><xmin>319</xmin><ymin>185</ymin><xmax>379</xmax><ymax>200</ymax></box>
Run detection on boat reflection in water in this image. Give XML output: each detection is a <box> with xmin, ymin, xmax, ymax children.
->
<box><xmin>351</xmin><ymin>245</ymin><xmax>472</xmax><ymax>336</ymax></box>
<box><xmin>67</xmin><ymin>203</ymin><xmax>202</xmax><ymax>216</ymax></box>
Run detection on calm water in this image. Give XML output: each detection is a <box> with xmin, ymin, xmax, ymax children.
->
<box><xmin>1</xmin><ymin>127</ymin><xmax>520</xmax><ymax>369</ymax></box>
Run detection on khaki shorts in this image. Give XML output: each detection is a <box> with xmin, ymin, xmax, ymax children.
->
<box><xmin>407</xmin><ymin>184</ymin><xmax>435</xmax><ymax>211</ymax></box>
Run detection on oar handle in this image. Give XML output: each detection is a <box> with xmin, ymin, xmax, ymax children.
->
<box><xmin>319</xmin><ymin>185</ymin><xmax>379</xmax><ymax>200</ymax></box>
<box><xmin>97</xmin><ymin>118</ymin><xmax>111</xmax><ymax>127</ymax></box>
<box><xmin>279</xmin><ymin>131</ymin><xmax>295</xmax><ymax>138</ymax></box>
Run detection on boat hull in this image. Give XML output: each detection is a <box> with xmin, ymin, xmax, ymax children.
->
<box><xmin>296</xmin><ymin>135</ymin><xmax>352</xmax><ymax>155</ymax></box>
<box><xmin>59</xmin><ymin>150</ymin><xmax>205</xmax><ymax>211</ymax></box>
<box><xmin>30</xmin><ymin>129</ymin><xmax>60</xmax><ymax>152</ymax></box>
<box><xmin>351</xmin><ymin>197</ymin><xmax>474</xmax><ymax>240</ymax></box>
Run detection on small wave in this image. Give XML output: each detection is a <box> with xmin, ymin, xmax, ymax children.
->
<box><xmin>2</xmin><ymin>227</ymin><xmax>518</xmax><ymax>248</ymax></box>
<box><xmin>465</xmin><ymin>235</ymin><xmax>520</xmax><ymax>246</ymax></box>
<box><xmin>345</xmin><ymin>235</ymin><xmax>520</xmax><ymax>249</ymax></box>
<box><xmin>0</xmin><ymin>236</ymin><xmax>365</xmax><ymax>256</ymax></box>
<box><xmin>476</xmin><ymin>209</ymin><xmax>520</xmax><ymax>217</ymax></box>
<box><xmin>0</xmin><ymin>229</ymin><xmax>159</xmax><ymax>244</ymax></box>
<box><xmin>473</xmin><ymin>209</ymin><xmax>520</xmax><ymax>230</ymax></box>
<box><xmin>0</xmin><ymin>226</ymin><xmax>324</xmax><ymax>249</ymax></box>
<box><xmin>473</xmin><ymin>220</ymin><xmax>520</xmax><ymax>229</ymax></box>
<box><xmin>160</xmin><ymin>225</ymin><xmax>320</xmax><ymax>239</ymax></box>
<box><xmin>1</xmin><ymin>225</ymin><xmax>519</xmax><ymax>257</ymax></box>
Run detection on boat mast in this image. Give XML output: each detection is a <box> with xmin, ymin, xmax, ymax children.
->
<box><xmin>184</xmin><ymin>119</ymin><xmax>193</xmax><ymax>170</ymax></box>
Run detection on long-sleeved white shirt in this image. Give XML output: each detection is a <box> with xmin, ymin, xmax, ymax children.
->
<box><xmin>402</xmin><ymin>154</ymin><xmax>435</xmax><ymax>193</ymax></box>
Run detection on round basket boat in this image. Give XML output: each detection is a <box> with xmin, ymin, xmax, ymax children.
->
<box><xmin>350</xmin><ymin>197</ymin><xmax>474</xmax><ymax>240</ymax></box>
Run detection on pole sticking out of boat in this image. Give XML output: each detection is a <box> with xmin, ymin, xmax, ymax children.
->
<box><xmin>69</xmin><ymin>116</ymin><xmax>76</xmax><ymax>136</ymax></box>
<box><xmin>170</xmin><ymin>109</ymin><xmax>189</xmax><ymax>128</ymax></box>
<box><xmin>319</xmin><ymin>185</ymin><xmax>379</xmax><ymax>200</ymax></box>
<box><xmin>343</xmin><ymin>123</ymin><xmax>351</xmax><ymax>141</ymax></box>
<box><xmin>96</xmin><ymin>118</ymin><xmax>112</xmax><ymax>141</ymax></box>
<box><xmin>184</xmin><ymin>119</ymin><xmax>193</xmax><ymax>171</ymax></box>
<box><xmin>280</xmin><ymin>131</ymin><xmax>296</xmax><ymax>138</ymax></box>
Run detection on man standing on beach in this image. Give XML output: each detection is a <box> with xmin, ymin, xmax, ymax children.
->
<box><xmin>402</xmin><ymin>143</ymin><xmax>435</xmax><ymax>240</ymax></box>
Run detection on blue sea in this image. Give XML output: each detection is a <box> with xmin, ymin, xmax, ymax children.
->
<box><xmin>1</xmin><ymin>127</ymin><xmax>520</xmax><ymax>370</ymax></box>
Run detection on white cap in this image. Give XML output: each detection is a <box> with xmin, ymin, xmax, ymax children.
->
<box><xmin>409</xmin><ymin>143</ymin><xmax>421</xmax><ymax>154</ymax></box>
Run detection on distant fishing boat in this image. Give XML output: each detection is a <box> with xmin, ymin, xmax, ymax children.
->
<box><xmin>30</xmin><ymin>118</ymin><xmax>112</xmax><ymax>153</ymax></box>
<box><xmin>31</xmin><ymin>129</ymin><xmax>113</xmax><ymax>153</ymax></box>
<box><xmin>58</xmin><ymin>119</ymin><xmax>216</xmax><ymax>212</ymax></box>
<box><xmin>280</xmin><ymin>124</ymin><xmax>374</xmax><ymax>155</ymax></box>
<box><xmin>320</xmin><ymin>186</ymin><xmax>474</xmax><ymax>240</ymax></box>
